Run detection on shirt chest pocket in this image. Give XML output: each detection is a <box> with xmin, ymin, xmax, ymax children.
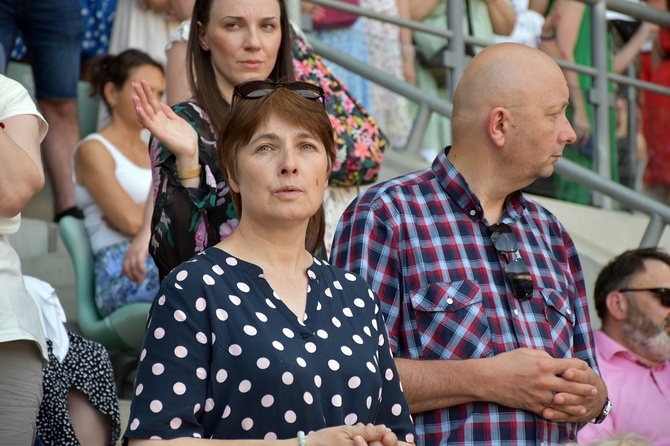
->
<box><xmin>540</xmin><ymin>288</ymin><xmax>576</xmax><ymax>357</ymax></box>
<box><xmin>409</xmin><ymin>281</ymin><xmax>494</xmax><ymax>360</ymax></box>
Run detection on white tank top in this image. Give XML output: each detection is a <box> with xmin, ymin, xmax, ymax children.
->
<box><xmin>74</xmin><ymin>133</ymin><xmax>151</xmax><ymax>254</ymax></box>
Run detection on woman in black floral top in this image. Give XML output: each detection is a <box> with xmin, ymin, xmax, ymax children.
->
<box><xmin>133</xmin><ymin>0</ymin><xmax>388</xmax><ymax>280</ymax></box>
<box><xmin>134</xmin><ymin>0</ymin><xmax>294</xmax><ymax>279</ymax></box>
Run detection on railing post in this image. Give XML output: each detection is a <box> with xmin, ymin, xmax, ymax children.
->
<box><xmin>286</xmin><ymin>0</ymin><xmax>301</xmax><ymax>27</ymax></box>
<box><xmin>641</xmin><ymin>214</ymin><xmax>665</xmax><ymax>247</ymax></box>
<box><xmin>591</xmin><ymin>0</ymin><xmax>613</xmax><ymax>209</ymax></box>
<box><xmin>446</xmin><ymin>0</ymin><xmax>466</xmax><ymax>97</ymax></box>
<box><xmin>403</xmin><ymin>102</ymin><xmax>432</xmax><ymax>155</ymax></box>
<box><xmin>624</xmin><ymin>64</ymin><xmax>639</xmax><ymax>190</ymax></box>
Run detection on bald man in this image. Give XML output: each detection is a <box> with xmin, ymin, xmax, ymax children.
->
<box><xmin>331</xmin><ymin>43</ymin><xmax>609</xmax><ymax>445</ymax></box>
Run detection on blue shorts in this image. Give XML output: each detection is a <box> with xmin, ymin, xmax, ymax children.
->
<box><xmin>0</xmin><ymin>0</ymin><xmax>84</xmax><ymax>100</ymax></box>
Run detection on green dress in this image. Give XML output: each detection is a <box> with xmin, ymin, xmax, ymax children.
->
<box><xmin>552</xmin><ymin>4</ymin><xmax>618</xmax><ymax>205</ymax></box>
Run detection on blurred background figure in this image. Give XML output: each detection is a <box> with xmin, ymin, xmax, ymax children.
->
<box><xmin>0</xmin><ymin>0</ymin><xmax>85</xmax><ymax>222</ymax></box>
<box><xmin>109</xmin><ymin>0</ymin><xmax>178</xmax><ymax>67</ymax></box>
<box><xmin>537</xmin><ymin>0</ymin><xmax>657</xmax><ymax>204</ymax></box>
<box><xmin>578</xmin><ymin>247</ymin><xmax>670</xmax><ymax>444</ymax></box>
<box><xmin>25</xmin><ymin>275</ymin><xmax>120</xmax><ymax>446</ymax></box>
<box><xmin>409</xmin><ymin>0</ymin><xmax>516</xmax><ymax>161</ymax></box>
<box><xmin>358</xmin><ymin>0</ymin><xmax>413</xmax><ymax>148</ymax></box>
<box><xmin>164</xmin><ymin>0</ymin><xmax>195</xmax><ymax>105</ymax></box>
<box><xmin>641</xmin><ymin>1</ymin><xmax>670</xmax><ymax>203</ymax></box>
<box><xmin>493</xmin><ymin>0</ymin><xmax>546</xmax><ymax>47</ymax></box>
<box><xmin>302</xmin><ymin>0</ymin><xmax>372</xmax><ymax>109</ymax></box>
<box><xmin>74</xmin><ymin>49</ymin><xmax>163</xmax><ymax>316</ymax></box>
<box><xmin>0</xmin><ymin>73</ymin><xmax>48</xmax><ymax>445</ymax></box>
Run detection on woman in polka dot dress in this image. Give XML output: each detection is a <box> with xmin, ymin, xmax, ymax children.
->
<box><xmin>123</xmin><ymin>82</ymin><xmax>416</xmax><ymax>445</ymax></box>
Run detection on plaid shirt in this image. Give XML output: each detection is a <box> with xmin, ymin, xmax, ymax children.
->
<box><xmin>331</xmin><ymin>147</ymin><xmax>600</xmax><ymax>445</ymax></box>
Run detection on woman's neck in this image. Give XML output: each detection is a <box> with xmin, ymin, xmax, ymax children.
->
<box><xmin>216</xmin><ymin>221</ymin><xmax>312</xmax><ymax>273</ymax></box>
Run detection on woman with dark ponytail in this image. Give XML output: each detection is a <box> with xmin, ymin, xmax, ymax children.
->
<box><xmin>74</xmin><ymin>48</ymin><xmax>165</xmax><ymax>316</ymax></box>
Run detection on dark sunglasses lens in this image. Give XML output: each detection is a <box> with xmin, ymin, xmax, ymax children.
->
<box><xmin>507</xmin><ymin>272</ymin><xmax>533</xmax><ymax>301</ymax></box>
<box><xmin>505</xmin><ymin>258</ymin><xmax>533</xmax><ymax>301</ymax></box>
<box><xmin>236</xmin><ymin>81</ymin><xmax>274</xmax><ymax>98</ymax></box>
<box><xmin>245</xmin><ymin>87</ymin><xmax>275</xmax><ymax>98</ymax></box>
<box><xmin>291</xmin><ymin>88</ymin><xmax>322</xmax><ymax>99</ymax></box>
<box><xmin>656</xmin><ymin>289</ymin><xmax>670</xmax><ymax>307</ymax></box>
<box><xmin>491</xmin><ymin>231</ymin><xmax>517</xmax><ymax>253</ymax></box>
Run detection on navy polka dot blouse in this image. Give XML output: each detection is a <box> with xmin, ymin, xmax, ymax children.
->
<box><xmin>124</xmin><ymin>248</ymin><xmax>416</xmax><ymax>442</ymax></box>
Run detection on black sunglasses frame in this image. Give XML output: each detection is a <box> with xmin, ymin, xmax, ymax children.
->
<box><xmin>488</xmin><ymin>223</ymin><xmax>534</xmax><ymax>302</ymax></box>
<box><xmin>233</xmin><ymin>80</ymin><xmax>325</xmax><ymax>101</ymax></box>
<box><xmin>619</xmin><ymin>288</ymin><xmax>670</xmax><ymax>307</ymax></box>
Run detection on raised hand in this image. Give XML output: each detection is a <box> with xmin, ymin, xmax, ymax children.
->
<box><xmin>131</xmin><ymin>79</ymin><xmax>199</xmax><ymax>166</ymax></box>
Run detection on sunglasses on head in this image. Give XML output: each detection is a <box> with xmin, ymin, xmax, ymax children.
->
<box><xmin>488</xmin><ymin>223</ymin><xmax>534</xmax><ymax>302</ymax></box>
<box><xmin>233</xmin><ymin>80</ymin><xmax>324</xmax><ymax>102</ymax></box>
<box><xmin>619</xmin><ymin>288</ymin><xmax>670</xmax><ymax>307</ymax></box>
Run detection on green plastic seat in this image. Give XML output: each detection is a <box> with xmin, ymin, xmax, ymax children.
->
<box><xmin>58</xmin><ymin>216</ymin><xmax>150</xmax><ymax>354</ymax></box>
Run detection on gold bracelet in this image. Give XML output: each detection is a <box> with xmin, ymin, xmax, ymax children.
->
<box><xmin>177</xmin><ymin>165</ymin><xmax>201</xmax><ymax>180</ymax></box>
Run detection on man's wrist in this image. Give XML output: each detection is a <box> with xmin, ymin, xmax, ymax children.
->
<box><xmin>589</xmin><ymin>397</ymin><xmax>612</xmax><ymax>424</ymax></box>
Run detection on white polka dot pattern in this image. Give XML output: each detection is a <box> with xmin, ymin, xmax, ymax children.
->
<box><xmin>123</xmin><ymin>249</ymin><xmax>415</xmax><ymax>443</ymax></box>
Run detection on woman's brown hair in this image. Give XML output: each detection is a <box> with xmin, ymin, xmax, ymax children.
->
<box><xmin>218</xmin><ymin>87</ymin><xmax>336</xmax><ymax>254</ymax></box>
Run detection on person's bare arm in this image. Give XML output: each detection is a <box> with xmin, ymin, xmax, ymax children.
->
<box><xmin>529</xmin><ymin>0</ymin><xmax>550</xmax><ymax>15</ymax></box>
<box><xmin>140</xmin><ymin>0</ymin><xmax>171</xmax><ymax>13</ymax></box>
<box><xmin>540</xmin><ymin>0</ymin><xmax>590</xmax><ymax>146</ymax></box>
<box><xmin>408</xmin><ymin>0</ymin><xmax>439</xmax><ymax>22</ymax></box>
<box><xmin>612</xmin><ymin>22</ymin><xmax>659</xmax><ymax>74</ymax></box>
<box><xmin>0</xmin><ymin>113</ymin><xmax>44</xmax><ymax>218</ymax></box>
<box><xmin>486</xmin><ymin>0</ymin><xmax>517</xmax><ymax>36</ymax></box>
<box><xmin>122</xmin><ymin>188</ymin><xmax>154</xmax><ymax>283</ymax></box>
<box><xmin>74</xmin><ymin>140</ymin><xmax>145</xmax><ymax>236</ymax></box>
<box><xmin>396</xmin><ymin>348</ymin><xmax>602</xmax><ymax>423</ymax></box>
<box><xmin>166</xmin><ymin>0</ymin><xmax>194</xmax><ymax>21</ymax></box>
<box><xmin>397</xmin><ymin>0</ymin><xmax>417</xmax><ymax>84</ymax></box>
<box><xmin>166</xmin><ymin>40</ymin><xmax>192</xmax><ymax>106</ymax></box>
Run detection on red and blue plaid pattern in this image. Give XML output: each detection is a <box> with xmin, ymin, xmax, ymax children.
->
<box><xmin>331</xmin><ymin>147</ymin><xmax>600</xmax><ymax>445</ymax></box>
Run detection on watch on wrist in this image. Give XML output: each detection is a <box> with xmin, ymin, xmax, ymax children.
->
<box><xmin>590</xmin><ymin>398</ymin><xmax>612</xmax><ymax>424</ymax></box>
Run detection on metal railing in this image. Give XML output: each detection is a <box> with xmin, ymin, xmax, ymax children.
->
<box><xmin>290</xmin><ymin>0</ymin><xmax>670</xmax><ymax>247</ymax></box>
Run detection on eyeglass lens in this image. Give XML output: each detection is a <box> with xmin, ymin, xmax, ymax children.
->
<box><xmin>654</xmin><ymin>290</ymin><xmax>670</xmax><ymax>307</ymax></box>
<box><xmin>621</xmin><ymin>288</ymin><xmax>670</xmax><ymax>307</ymax></box>
<box><xmin>488</xmin><ymin>224</ymin><xmax>534</xmax><ymax>302</ymax></box>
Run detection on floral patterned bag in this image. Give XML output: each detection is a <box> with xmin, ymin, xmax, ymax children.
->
<box><xmin>292</xmin><ymin>28</ymin><xmax>388</xmax><ymax>187</ymax></box>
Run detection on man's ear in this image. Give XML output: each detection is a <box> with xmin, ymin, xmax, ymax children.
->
<box><xmin>488</xmin><ymin>107</ymin><xmax>508</xmax><ymax>148</ymax></box>
<box><xmin>605</xmin><ymin>291</ymin><xmax>628</xmax><ymax>321</ymax></box>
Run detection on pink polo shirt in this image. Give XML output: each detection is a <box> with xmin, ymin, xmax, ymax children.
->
<box><xmin>577</xmin><ymin>329</ymin><xmax>670</xmax><ymax>444</ymax></box>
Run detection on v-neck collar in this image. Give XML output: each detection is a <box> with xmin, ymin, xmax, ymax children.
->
<box><xmin>211</xmin><ymin>248</ymin><xmax>320</xmax><ymax>338</ymax></box>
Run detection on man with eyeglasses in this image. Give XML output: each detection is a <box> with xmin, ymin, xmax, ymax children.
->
<box><xmin>331</xmin><ymin>42</ymin><xmax>610</xmax><ymax>445</ymax></box>
<box><xmin>578</xmin><ymin>247</ymin><xmax>670</xmax><ymax>444</ymax></box>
